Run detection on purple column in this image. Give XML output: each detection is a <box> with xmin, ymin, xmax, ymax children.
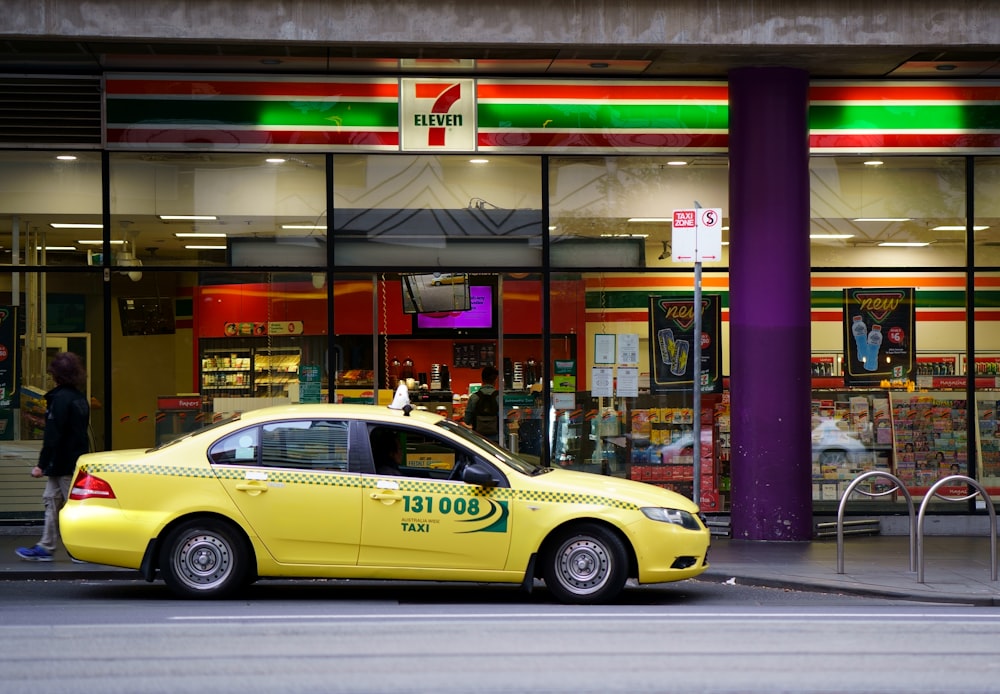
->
<box><xmin>728</xmin><ymin>67</ymin><xmax>813</xmax><ymax>541</ymax></box>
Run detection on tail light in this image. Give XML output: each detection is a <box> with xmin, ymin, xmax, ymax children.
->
<box><xmin>69</xmin><ymin>469</ymin><xmax>116</xmax><ymax>500</ymax></box>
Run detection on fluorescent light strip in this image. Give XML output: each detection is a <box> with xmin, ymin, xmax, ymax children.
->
<box><xmin>810</xmin><ymin>234</ymin><xmax>855</xmax><ymax>239</ymax></box>
<box><xmin>36</xmin><ymin>246</ymin><xmax>76</xmax><ymax>251</ymax></box>
<box><xmin>281</xmin><ymin>224</ymin><xmax>327</xmax><ymax>230</ymax></box>
<box><xmin>932</xmin><ymin>225</ymin><xmax>989</xmax><ymax>231</ymax></box>
<box><xmin>184</xmin><ymin>245</ymin><xmax>227</xmax><ymax>250</ymax></box>
<box><xmin>852</xmin><ymin>218</ymin><xmax>911</xmax><ymax>222</ymax></box>
<box><xmin>627</xmin><ymin>217</ymin><xmax>672</xmax><ymax>223</ymax></box>
<box><xmin>878</xmin><ymin>242</ymin><xmax>929</xmax><ymax>247</ymax></box>
<box><xmin>159</xmin><ymin>215</ymin><xmax>218</xmax><ymax>221</ymax></box>
<box><xmin>174</xmin><ymin>232</ymin><xmax>227</xmax><ymax>238</ymax></box>
<box><xmin>50</xmin><ymin>223</ymin><xmax>102</xmax><ymax>229</ymax></box>
<box><xmin>77</xmin><ymin>239</ymin><xmax>124</xmax><ymax>245</ymax></box>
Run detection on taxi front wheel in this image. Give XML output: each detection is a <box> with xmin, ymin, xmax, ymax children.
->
<box><xmin>543</xmin><ymin>523</ymin><xmax>628</xmax><ymax>604</ymax></box>
<box><xmin>159</xmin><ymin>519</ymin><xmax>252</xmax><ymax>599</ymax></box>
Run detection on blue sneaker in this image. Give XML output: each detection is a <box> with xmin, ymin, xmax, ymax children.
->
<box><xmin>15</xmin><ymin>545</ymin><xmax>53</xmax><ymax>562</ymax></box>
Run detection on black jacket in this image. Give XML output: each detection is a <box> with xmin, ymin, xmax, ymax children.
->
<box><xmin>38</xmin><ymin>384</ymin><xmax>91</xmax><ymax>477</ymax></box>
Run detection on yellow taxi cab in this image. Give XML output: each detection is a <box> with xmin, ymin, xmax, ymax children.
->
<box><xmin>60</xmin><ymin>404</ymin><xmax>710</xmax><ymax>604</ymax></box>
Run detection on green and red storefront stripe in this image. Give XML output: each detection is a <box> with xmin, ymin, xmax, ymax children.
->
<box><xmin>105</xmin><ymin>75</ymin><xmax>401</xmax><ymax>149</ymax></box>
<box><xmin>104</xmin><ymin>76</ymin><xmax>1000</xmax><ymax>154</ymax></box>
<box><xmin>475</xmin><ymin>81</ymin><xmax>729</xmax><ymax>152</ymax></box>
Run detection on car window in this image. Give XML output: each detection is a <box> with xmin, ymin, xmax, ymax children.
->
<box><xmin>260</xmin><ymin>420</ymin><xmax>350</xmax><ymax>471</ymax></box>
<box><xmin>208</xmin><ymin>426</ymin><xmax>259</xmax><ymax>466</ymax></box>
<box><xmin>366</xmin><ymin>424</ymin><xmax>469</xmax><ymax>480</ymax></box>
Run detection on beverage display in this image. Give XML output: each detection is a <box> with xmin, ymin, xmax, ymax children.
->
<box><xmin>671</xmin><ymin>339</ymin><xmax>690</xmax><ymax>376</ymax></box>
<box><xmin>864</xmin><ymin>324</ymin><xmax>883</xmax><ymax>371</ymax></box>
<box><xmin>657</xmin><ymin>328</ymin><xmax>676</xmax><ymax>365</ymax></box>
<box><xmin>851</xmin><ymin>315</ymin><xmax>867</xmax><ymax>361</ymax></box>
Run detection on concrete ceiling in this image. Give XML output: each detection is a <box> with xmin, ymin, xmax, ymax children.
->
<box><xmin>2</xmin><ymin>38</ymin><xmax>1000</xmax><ymax>79</ymax></box>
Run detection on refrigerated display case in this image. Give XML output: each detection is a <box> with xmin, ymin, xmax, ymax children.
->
<box><xmin>200</xmin><ymin>348</ymin><xmax>252</xmax><ymax>400</ymax></box>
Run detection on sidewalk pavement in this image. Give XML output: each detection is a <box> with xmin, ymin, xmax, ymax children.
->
<box><xmin>2</xmin><ymin>527</ymin><xmax>1000</xmax><ymax>605</ymax></box>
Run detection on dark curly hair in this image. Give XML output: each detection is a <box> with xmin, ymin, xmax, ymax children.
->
<box><xmin>48</xmin><ymin>351</ymin><xmax>86</xmax><ymax>391</ymax></box>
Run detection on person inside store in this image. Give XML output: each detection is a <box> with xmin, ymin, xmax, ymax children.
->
<box><xmin>16</xmin><ymin>352</ymin><xmax>91</xmax><ymax>562</ymax></box>
<box><xmin>464</xmin><ymin>365</ymin><xmax>500</xmax><ymax>444</ymax></box>
<box><xmin>370</xmin><ymin>427</ymin><xmax>402</xmax><ymax>476</ymax></box>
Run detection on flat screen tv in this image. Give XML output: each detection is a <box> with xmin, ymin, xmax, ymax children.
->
<box><xmin>400</xmin><ymin>273</ymin><xmax>471</xmax><ymax>314</ymax></box>
<box><xmin>415</xmin><ymin>284</ymin><xmax>494</xmax><ymax>332</ymax></box>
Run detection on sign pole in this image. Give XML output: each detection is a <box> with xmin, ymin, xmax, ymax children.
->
<box><xmin>692</xmin><ymin>259</ymin><xmax>702</xmax><ymax>506</ymax></box>
<box><xmin>672</xmin><ymin>205</ymin><xmax>721</xmax><ymax>508</ymax></box>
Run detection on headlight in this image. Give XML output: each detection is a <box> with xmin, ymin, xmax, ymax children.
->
<box><xmin>641</xmin><ymin>507</ymin><xmax>702</xmax><ymax>530</ymax></box>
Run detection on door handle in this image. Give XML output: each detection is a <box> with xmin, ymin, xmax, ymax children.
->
<box><xmin>370</xmin><ymin>492</ymin><xmax>401</xmax><ymax>503</ymax></box>
<box><xmin>235</xmin><ymin>482</ymin><xmax>268</xmax><ymax>496</ymax></box>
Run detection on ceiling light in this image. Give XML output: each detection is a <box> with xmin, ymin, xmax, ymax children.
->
<box><xmin>853</xmin><ymin>218</ymin><xmax>911</xmax><ymax>222</ymax></box>
<box><xmin>864</xmin><ymin>160</ymin><xmax>884</xmax><ymax>166</ymax></box>
<box><xmin>878</xmin><ymin>242</ymin><xmax>929</xmax><ymax>247</ymax></box>
<box><xmin>36</xmin><ymin>246</ymin><xmax>76</xmax><ymax>251</ymax></box>
<box><xmin>627</xmin><ymin>217</ymin><xmax>672</xmax><ymax>223</ymax></box>
<box><xmin>56</xmin><ymin>155</ymin><xmax>77</xmax><ymax>161</ymax></box>
<box><xmin>77</xmin><ymin>239</ymin><xmax>124</xmax><ymax>245</ymax></box>
<box><xmin>932</xmin><ymin>225</ymin><xmax>989</xmax><ymax>231</ymax></box>
<box><xmin>265</xmin><ymin>158</ymin><xmax>286</xmax><ymax>164</ymax></box>
<box><xmin>281</xmin><ymin>224</ymin><xmax>327</xmax><ymax>230</ymax></box>
<box><xmin>158</xmin><ymin>215</ymin><xmax>218</xmax><ymax>221</ymax></box>
<box><xmin>184</xmin><ymin>245</ymin><xmax>227</xmax><ymax>250</ymax></box>
<box><xmin>50</xmin><ymin>222</ymin><xmax>102</xmax><ymax>229</ymax></box>
<box><xmin>174</xmin><ymin>232</ymin><xmax>227</xmax><ymax>238</ymax></box>
<box><xmin>810</xmin><ymin>234</ymin><xmax>855</xmax><ymax>239</ymax></box>
<box><xmin>666</xmin><ymin>161</ymin><xmax>688</xmax><ymax>166</ymax></box>
<box><xmin>469</xmin><ymin>158</ymin><xmax>489</xmax><ymax>164</ymax></box>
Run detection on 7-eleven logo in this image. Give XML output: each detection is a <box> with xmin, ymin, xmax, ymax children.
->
<box><xmin>400</xmin><ymin>78</ymin><xmax>476</xmax><ymax>151</ymax></box>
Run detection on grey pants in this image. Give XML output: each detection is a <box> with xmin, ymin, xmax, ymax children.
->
<box><xmin>39</xmin><ymin>475</ymin><xmax>72</xmax><ymax>552</ymax></box>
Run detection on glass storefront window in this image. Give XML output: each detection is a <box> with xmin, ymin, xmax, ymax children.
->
<box><xmin>549</xmin><ymin>156</ymin><xmax>730</xmax><ymax>269</ymax></box>
<box><xmin>0</xmin><ymin>151</ymin><xmax>102</xmax><ymax>268</ymax></box>
<box><xmin>810</xmin><ymin>156</ymin><xmax>966</xmax><ymax>268</ymax></box>
<box><xmin>974</xmin><ymin>158</ymin><xmax>1000</xmax><ymax>501</ymax></box>
<box><xmin>973</xmin><ymin>157</ymin><xmax>1000</xmax><ymax>268</ymax></box>
<box><xmin>332</xmin><ymin>155</ymin><xmax>543</xmax><ymax>268</ymax></box>
<box><xmin>112</xmin><ymin>270</ymin><xmax>328</xmax><ymax>450</ymax></box>
<box><xmin>810</xmin><ymin>155</ymin><xmax>970</xmax><ymax>511</ymax></box>
<box><xmin>548</xmin><ymin>270</ymin><xmax>729</xmax><ymax>511</ymax></box>
<box><xmin>1</xmin><ymin>268</ymin><xmax>104</xmax><ymax>517</ymax></box>
<box><xmin>110</xmin><ymin>152</ymin><xmax>327</xmax><ymax>268</ymax></box>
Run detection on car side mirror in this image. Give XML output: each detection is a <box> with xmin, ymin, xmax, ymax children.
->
<box><xmin>462</xmin><ymin>462</ymin><xmax>498</xmax><ymax>488</ymax></box>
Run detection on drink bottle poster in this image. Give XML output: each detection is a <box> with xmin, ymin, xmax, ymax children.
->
<box><xmin>648</xmin><ymin>295</ymin><xmax>721</xmax><ymax>394</ymax></box>
<box><xmin>843</xmin><ymin>287</ymin><xmax>915</xmax><ymax>386</ymax></box>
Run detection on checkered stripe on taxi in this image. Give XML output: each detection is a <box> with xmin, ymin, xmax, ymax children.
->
<box><xmin>83</xmin><ymin>463</ymin><xmax>639</xmax><ymax>510</ymax></box>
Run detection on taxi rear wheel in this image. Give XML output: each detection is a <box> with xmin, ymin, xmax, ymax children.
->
<box><xmin>543</xmin><ymin>523</ymin><xmax>628</xmax><ymax>604</ymax></box>
<box><xmin>159</xmin><ymin>519</ymin><xmax>251</xmax><ymax>599</ymax></box>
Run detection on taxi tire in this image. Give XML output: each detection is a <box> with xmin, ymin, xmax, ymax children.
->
<box><xmin>159</xmin><ymin>519</ymin><xmax>251</xmax><ymax>599</ymax></box>
<box><xmin>543</xmin><ymin>523</ymin><xmax>628</xmax><ymax>604</ymax></box>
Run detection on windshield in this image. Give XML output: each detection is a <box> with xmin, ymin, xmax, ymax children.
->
<box><xmin>151</xmin><ymin>413</ymin><xmax>242</xmax><ymax>451</ymax></box>
<box><xmin>435</xmin><ymin>419</ymin><xmax>543</xmax><ymax>475</ymax></box>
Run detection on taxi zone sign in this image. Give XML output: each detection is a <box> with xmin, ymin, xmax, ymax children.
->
<box><xmin>672</xmin><ymin>208</ymin><xmax>722</xmax><ymax>262</ymax></box>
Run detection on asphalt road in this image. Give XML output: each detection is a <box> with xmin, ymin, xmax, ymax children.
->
<box><xmin>2</xmin><ymin>578</ymin><xmax>999</xmax><ymax>693</ymax></box>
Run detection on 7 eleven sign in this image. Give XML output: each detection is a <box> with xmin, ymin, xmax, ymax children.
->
<box><xmin>400</xmin><ymin>78</ymin><xmax>476</xmax><ymax>151</ymax></box>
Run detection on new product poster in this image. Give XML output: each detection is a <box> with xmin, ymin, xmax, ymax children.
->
<box><xmin>648</xmin><ymin>295</ymin><xmax>721</xmax><ymax>393</ymax></box>
<box><xmin>843</xmin><ymin>287</ymin><xmax>915</xmax><ymax>386</ymax></box>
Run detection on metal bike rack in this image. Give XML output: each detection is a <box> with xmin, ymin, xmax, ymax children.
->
<box><xmin>917</xmin><ymin>475</ymin><xmax>997</xmax><ymax>583</ymax></box>
<box><xmin>836</xmin><ymin>471</ymin><xmax>915</xmax><ymax>574</ymax></box>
